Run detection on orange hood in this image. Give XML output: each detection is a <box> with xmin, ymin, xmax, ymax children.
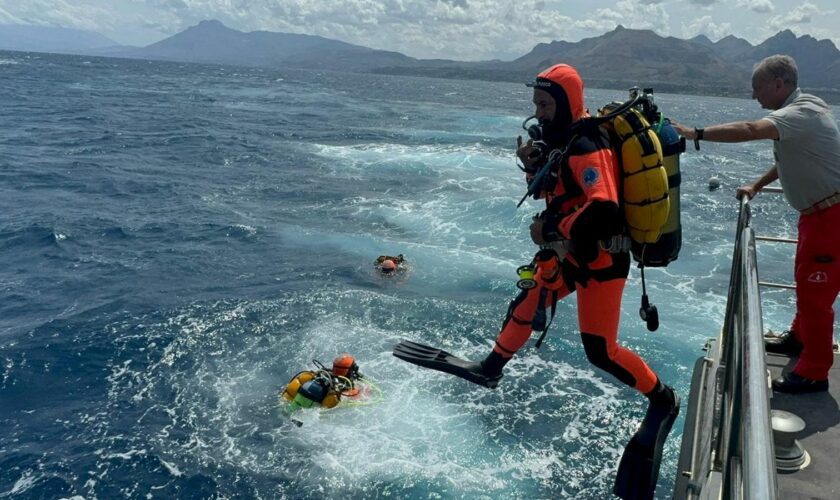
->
<box><xmin>533</xmin><ymin>64</ymin><xmax>585</xmax><ymax>127</ymax></box>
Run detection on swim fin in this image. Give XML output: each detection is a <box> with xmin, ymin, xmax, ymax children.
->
<box><xmin>613</xmin><ymin>387</ymin><xmax>681</xmax><ymax>500</ymax></box>
<box><xmin>392</xmin><ymin>340</ymin><xmax>502</xmax><ymax>389</ymax></box>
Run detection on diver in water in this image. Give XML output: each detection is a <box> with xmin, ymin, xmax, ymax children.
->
<box><xmin>393</xmin><ymin>63</ymin><xmax>679</xmax><ymax>500</ymax></box>
<box><xmin>282</xmin><ymin>354</ymin><xmax>364</xmax><ymax>411</ymax></box>
<box><xmin>375</xmin><ymin>254</ymin><xmax>406</xmax><ymax>275</ymax></box>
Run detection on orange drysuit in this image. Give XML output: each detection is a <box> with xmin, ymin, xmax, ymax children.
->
<box><xmin>492</xmin><ymin>64</ymin><xmax>658</xmax><ymax>394</ymax></box>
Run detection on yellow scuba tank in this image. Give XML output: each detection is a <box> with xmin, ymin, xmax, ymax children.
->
<box><xmin>642</xmin><ymin>116</ymin><xmax>685</xmax><ymax>266</ymax></box>
<box><xmin>598</xmin><ymin>105</ymin><xmax>669</xmax><ymax>247</ymax></box>
<box><xmin>596</xmin><ymin>88</ymin><xmax>685</xmax><ymax>332</ymax></box>
<box><xmin>597</xmin><ymin>88</ymin><xmax>685</xmax><ymax>267</ymax></box>
<box><xmin>282</xmin><ymin>371</ymin><xmax>316</xmax><ymax>401</ymax></box>
<box><xmin>321</xmin><ymin>391</ymin><xmax>341</xmax><ymax>408</ymax></box>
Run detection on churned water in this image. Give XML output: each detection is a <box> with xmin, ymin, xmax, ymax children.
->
<box><xmin>0</xmin><ymin>50</ymin><xmax>827</xmax><ymax>498</ymax></box>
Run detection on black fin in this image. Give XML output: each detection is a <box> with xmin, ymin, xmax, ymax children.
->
<box><xmin>392</xmin><ymin>340</ymin><xmax>502</xmax><ymax>389</ymax></box>
<box><xmin>614</xmin><ymin>388</ymin><xmax>681</xmax><ymax>499</ymax></box>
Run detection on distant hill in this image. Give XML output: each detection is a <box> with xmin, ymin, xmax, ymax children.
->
<box><xmin>490</xmin><ymin>26</ymin><xmax>751</xmax><ymax>97</ymax></box>
<box><xmin>379</xmin><ymin>25</ymin><xmax>840</xmax><ymax>101</ymax></box>
<box><xmin>710</xmin><ymin>35</ymin><xmax>754</xmax><ymax>61</ymax></box>
<box><xmin>0</xmin><ymin>24</ymin><xmax>118</xmax><ymax>53</ymax></box>
<box><xmin>3</xmin><ymin>20</ymin><xmax>840</xmax><ymax>102</ymax></box>
<box><xmin>116</xmin><ymin>20</ymin><xmax>421</xmax><ymax>72</ymax></box>
<box><xmin>742</xmin><ymin>30</ymin><xmax>840</xmax><ymax>89</ymax></box>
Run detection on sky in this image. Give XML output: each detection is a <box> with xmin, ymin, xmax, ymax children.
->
<box><xmin>0</xmin><ymin>0</ymin><xmax>838</xmax><ymax>61</ymax></box>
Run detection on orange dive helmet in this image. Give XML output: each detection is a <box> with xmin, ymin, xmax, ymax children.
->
<box><xmin>380</xmin><ymin>259</ymin><xmax>397</xmax><ymax>273</ymax></box>
<box><xmin>332</xmin><ymin>354</ymin><xmax>360</xmax><ymax>379</ymax></box>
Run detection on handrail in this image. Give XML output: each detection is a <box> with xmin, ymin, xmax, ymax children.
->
<box><xmin>741</xmin><ymin>227</ymin><xmax>777</xmax><ymax>499</ymax></box>
<box><xmin>755</xmin><ymin>236</ymin><xmax>797</xmax><ymax>244</ymax></box>
<box><xmin>677</xmin><ymin>192</ymin><xmax>783</xmax><ymax>499</ymax></box>
<box><xmin>758</xmin><ymin>281</ymin><xmax>797</xmax><ymax>290</ymax></box>
<box><xmin>716</xmin><ymin>196</ymin><xmax>778</xmax><ymax>499</ymax></box>
<box><xmin>754</xmin><ymin>187</ymin><xmax>797</xmax><ymax>289</ymax></box>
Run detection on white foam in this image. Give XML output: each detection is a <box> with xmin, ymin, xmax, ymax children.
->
<box><xmin>8</xmin><ymin>471</ymin><xmax>36</xmax><ymax>495</ymax></box>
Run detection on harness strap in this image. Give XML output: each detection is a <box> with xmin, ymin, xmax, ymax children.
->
<box><xmin>535</xmin><ymin>289</ymin><xmax>559</xmax><ymax>349</ymax></box>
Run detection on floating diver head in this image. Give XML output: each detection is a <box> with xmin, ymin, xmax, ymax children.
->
<box><xmin>379</xmin><ymin>259</ymin><xmax>397</xmax><ymax>274</ymax></box>
<box><xmin>332</xmin><ymin>354</ymin><xmax>361</xmax><ymax>380</ymax></box>
<box><xmin>526</xmin><ymin>64</ymin><xmax>585</xmax><ymax>145</ymax></box>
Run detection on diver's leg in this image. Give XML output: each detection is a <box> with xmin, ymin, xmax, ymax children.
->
<box><xmin>482</xmin><ymin>275</ymin><xmax>571</xmax><ymax>376</ymax></box>
<box><xmin>584</xmin><ymin>278</ymin><xmax>680</xmax><ymax>500</ymax></box>
<box><xmin>577</xmin><ymin>277</ymin><xmax>658</xmax><ymax>393</ymax></box>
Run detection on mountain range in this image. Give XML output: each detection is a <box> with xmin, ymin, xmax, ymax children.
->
<box><xmin>2</xmin><ymin>20</ymin><xmax>840</xmax><ymax>102</ymax></box>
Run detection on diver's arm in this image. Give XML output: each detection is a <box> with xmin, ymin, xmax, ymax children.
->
<box><xmin>673</xmin><ymin>119</ymin><xmax>779</xmax><ymax>142</ymax></box>
<box><xmin>547</xmin><ymin>150</ymin><xmax>621</xmax><ymax>262</ymax></box>
<box><xmin>556</xmin><ymin>201</ymin><xmax>620</xmax><ymax>241</ymax></box>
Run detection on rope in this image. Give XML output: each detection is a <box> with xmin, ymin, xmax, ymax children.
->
<box><xmin>340</xmin><ymin>378</ymin><xmax>383</xmax><ymax>407</ymax></box>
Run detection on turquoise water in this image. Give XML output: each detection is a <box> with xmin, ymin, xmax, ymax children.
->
<box><xmin>0</xmin><ymin>50</ymin><xmax>829</xmax><ymax>498</ymax></box>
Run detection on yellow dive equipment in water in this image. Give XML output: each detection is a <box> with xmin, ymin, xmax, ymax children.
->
<box><xmin>282</xmin><ymin>370</ymin><xmax>316</xmax><ymax>401</ymax></box>
<box><xmin>282</xmin><ymin>370</ymin><xmax>343</xmax><ymax>409</ymax></box>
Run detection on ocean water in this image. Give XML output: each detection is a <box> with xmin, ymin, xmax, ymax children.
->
<box><xmin>0</xmin><ymin>51</ymin><xmax>830</xmax><ymax>499</ymax></box>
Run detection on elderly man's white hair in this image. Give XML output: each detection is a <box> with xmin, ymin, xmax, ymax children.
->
<box><xmin>753</xmin><ymin>54</ymin><xmax>798</xmax><ymax>87</ymax></box>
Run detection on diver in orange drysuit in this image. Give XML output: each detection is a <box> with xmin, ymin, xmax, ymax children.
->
<box><xmin>479</xmin><ymin>64</ymin><xmax>676</xmax><ymax>403</ymax></box>
<box><xmin>395</xmin><ymin>65</ymin><xmax>677</xmax><ymax>403</ymax></box>
<box><xmin>393</xmin><ymin>64</ymin><xmax>680</xmax><ymax>499</ymax></box>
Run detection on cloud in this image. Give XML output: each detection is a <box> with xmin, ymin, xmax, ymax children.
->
<box><xmin>577</xmin><ymin>0</ymin><xmax>669</xmax><ymax>35</ymax></box>
<box><xmin>0</xmin><ymin>0</ymin><xmax>114</xmax><ymax>31</ymax></box>
<box><xmin>209</xmin><ymin>0</ymin><xmax>579</xmax><ymax>60</ymax></box>
<box><xmin>768</xmin><ymin>1</ymin><xmax>820</xmax><ymax>29</ymax></box>
<box><xmin>736</xmin><ymin>0</ymin><xmax>774</xmax><ymax>13</ymax></box>
<box><xmin>0</xmin><ymin>0</ymin><xmax>573</xmax><ymax>59</ymax></box>
<box><xmin>1</xmin><ymin>0</ymin><xmax>836</xmax><ymax>61</ymax></box>
<box><xmin>681</xmin><ymin>15</ymin><xmax>732</xmax><ymax>40</ymax></box>
<box><xmin>685</xmin><ymin>0</ymin><xmax>718</xmax><ymax>6</ymax></box>
<box><xmin>0</xmin><ymin>7</ymin><xmax>24</xmax><ymax>24</ymax></box>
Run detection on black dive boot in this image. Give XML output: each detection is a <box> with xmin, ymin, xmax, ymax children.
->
<box><xmin>479</xmin><ymin>351</ymin><xmax>508</xmax><ymax>383</ymax></box>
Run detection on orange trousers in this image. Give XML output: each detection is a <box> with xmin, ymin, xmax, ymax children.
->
<box><xmin>493</xmin><ymin>268</ymin><xmax>658</xmax><ymax>394</ymax></box>
<box><xmin>790</xmin><ymin>203</ymin><xmax>840</xmax><ymax>381</ymax></box>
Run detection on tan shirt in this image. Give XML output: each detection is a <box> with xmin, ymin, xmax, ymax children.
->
<box><xmin>764</xmin><ymin>89</ymin><xmax>840</xmax><ymax>211</ymax></box>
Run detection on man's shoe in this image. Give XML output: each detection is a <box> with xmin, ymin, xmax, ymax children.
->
<box><xmin>772</xmin><ymin>372</ymin><xmax>829</xmax><ymax>394</ymax></box>
<box><xmin>764</xmin><ymin>330</ymin><xmax>802</xmax><ymax>356</ymax></box>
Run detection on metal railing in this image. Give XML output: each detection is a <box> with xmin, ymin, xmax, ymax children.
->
<box><xmin>754</xmin><ymin>186</ymin><xmax>797</xmax><ymax>290</ymax></box>
<box><xmin>714</xmin><ymin>196</ymin><xmax>778</xmax><ymax>499</ymax></box>
<box><xmin>677</xmin><ymin>189</ymin><xmax>796</xmax><ymax>499</ymax></box>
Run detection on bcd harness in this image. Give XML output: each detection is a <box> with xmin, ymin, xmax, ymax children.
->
<box><xmin>282</xmin><ymin>359</ymin><xmax>362</xmax><ymax>410</ymax></box>
<box><xmin>517</xmin><ymin>88</ymin><xmax>686</xmax><ymax>339</ymax></box>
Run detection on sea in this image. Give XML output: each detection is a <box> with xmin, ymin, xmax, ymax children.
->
<box><xmin>0</xmin><ymin>50</ymin><xmax>830</xmax><ymax>499</ymax></box>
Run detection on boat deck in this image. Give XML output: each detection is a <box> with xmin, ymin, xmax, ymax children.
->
<box><xmin>767</xmin><ymin>351</ymin><xmax>840</xmax><ymax>500</ymax></box>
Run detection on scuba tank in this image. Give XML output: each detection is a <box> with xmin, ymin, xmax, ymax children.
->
<box><xmin>282</xmin><ymin>371</ymin><xmax>316</xmax><ymax>402</ymax></box>
<box><xmin>643</xmin><ymin>114</ymin><xmax>685</xmax><ymax>266</ymax></box>
<box><xmin>282</xmin><ymin>356</ymin><xmax>362</xmax><ymax>412</ymax></box>
<box><xmin>289</xmin><ymin>376</ymin><xmax>341</xmax><ymax>410</ymax></box>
